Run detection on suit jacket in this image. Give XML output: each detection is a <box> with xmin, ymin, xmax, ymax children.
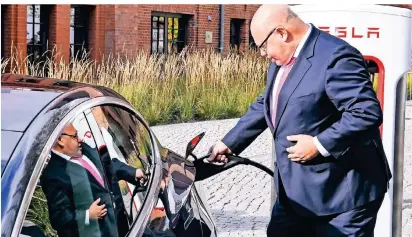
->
<box><xmin>100</xmin><ymin>147</ymin><xmax>134</xmax><ymax>237</ymax></box>
<box><xmin>222</xmin><ymin>24</ymin><xmax>392</xmax><ymax>216</ymax></box>
<box><xmin>40</xmin><ymin>143</ymin><xmax>137</xmax><ymax>237</ymax></box>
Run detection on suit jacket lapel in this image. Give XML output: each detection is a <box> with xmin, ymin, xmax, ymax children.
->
<box><xmin>81</xmin><ymin>142</ymin><xmax>106</xmax><ymax>178</ymax></box>
<box><xmin>264</xmin><ymin>64</ymin><xmax>281</xmax><ymax>132</ymax></box>
<box><xmin>67</xmin><ymin>160</ymin><xmax>108</xmax><ymax>190</ymax></box>
<box><xmin>53</xmin><ymin>151</ymin><xmax>107</xmax><ymax>190</ymax></box>
<box><xmin>273</xmin><ymin>25</ymin><xmax>319</xmax><ymax>134</ymax></box>
<box><xmin>274</xmin><ymin>58</ymin><xmax>311</xmax><ymax>132</ymax></box>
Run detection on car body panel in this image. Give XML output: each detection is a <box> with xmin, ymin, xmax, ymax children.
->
<box><xmin>1</xmin><ymin>74</ymin><xmax>217</xmax><ymax>237</ymax></box>
<box><xmin>1</xmin><ymin>130</ymin><xmax>23</xmax><ymax>172</ymax></box>
<box><xmin>142</xmin><ymin>145</ymin><xmax>216</xmax><ymax>236</ymax></box>
<box><xmin>1</xmin><ymin>88</ymin><xmax>61</xmax><ymax>132</ymax></box>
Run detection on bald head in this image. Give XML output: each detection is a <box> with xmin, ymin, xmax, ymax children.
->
<box><xmin>251</xmin><ymin>5</ymin><xmax>294</xmax><ymax>31</ymax></box>
<box><xmin>250</xmin><ymin>4</ymin><xmax>308</xmax><ymax>65</ymax></box>
<box><xmin>251</xmin><ymin>5</ymin><xmax>302</xmax><ymax>41</ymax></box>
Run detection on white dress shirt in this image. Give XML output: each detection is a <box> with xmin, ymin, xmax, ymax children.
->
<box><xmin>52</xmin><ymin>150</ymin><xmax>104</xmax><ymax>225</ymax></box>
<box><xmin>270</xmin><ymin>24</ymin><xmax>330</xmax><ymax>157</ymax></box>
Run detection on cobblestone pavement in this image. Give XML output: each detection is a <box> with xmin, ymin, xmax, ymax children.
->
<box><xmin>151</xmin><ymin>101</ymin><xmax>412</xmax><ymax>237</ymax></box>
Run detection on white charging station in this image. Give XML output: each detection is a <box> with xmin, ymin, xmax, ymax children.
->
<box><xmin>290</xmin><ymin>4</ymin><xmax>412</xmax><ymax>237</ymax></box>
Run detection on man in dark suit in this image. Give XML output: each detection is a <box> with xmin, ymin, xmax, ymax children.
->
<box><xmin>40</xmin><ymin>123</ymin><xmax>146</xmax><ymax>237</ymax></box>
<box><xmin>209</xmin><ymin>4</ymin><xmax>391</xmax><ymax>237</ymax></box>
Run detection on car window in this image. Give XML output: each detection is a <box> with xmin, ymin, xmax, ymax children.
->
<box><xmin>19</xmin><ymin>112</ymin><xmax>117</xmax><ymax>237</ymax></box>
<box><xmin>84</xmin><ymin>105</ymin><xmax>154</xmax><ymax>234</ymax></box>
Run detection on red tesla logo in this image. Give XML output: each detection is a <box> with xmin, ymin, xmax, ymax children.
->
<box><xmin>319</xmin><ymin>26</ymin><xmax>380</xmax><ymax>39</ymax></box>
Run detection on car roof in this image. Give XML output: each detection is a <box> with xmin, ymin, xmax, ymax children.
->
<box><xmin>1</xmin><ymin>74</ymin><xmax>88</xmax><ymax>131</ymax></box>
<box><xmin>1</xmin><ymin>73</ymin><xmax>126</xmax><ymax>171</ymax></box>
<box><xmin>1</xmin><ymin>73</ymin><xmax>106</xmax><ymax>132</ymax></box>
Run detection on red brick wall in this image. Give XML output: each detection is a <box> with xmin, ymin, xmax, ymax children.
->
<box><xmin>89</xmin><ymin>5</ymin><xmax>105</xmax><ymax>62</ymax></box>
<box><xmin>106</xmin><ymin>4</ymin><xmax>199</xmax><ymax>55</ymax></box>
<box><xmin>103</xmin><ymin>5</ymin><xmax>115</xmax><ymax>56</ymax></box>
<box><xmin>224</xmin><ymin>4</ymin><xmax>260</xmax><ymax>53</ymax></box>
<box><xmin>1</xmin><ymin>4</ymin><xmax>261</xmax><ymax>64</ymax></box>
<box><xmin>49</xmin><ymin>5</ymin><xmax>70</xmax><ymax>63</ymax></box>
<box><xmin>104</xmin><ymin>4</ymin><xmax>259</xmax><ymax>55</ymax></box>
<box><xmin>2</xmin><ymin>5</ymin><xmax>11</xmax><ymax>59</ymax></box>
<box><xmin>113</xmin><ymin>5</ymin><xmax>150</xmax><ymax>55</ymax></box>
<box><xmin>196</xmin><ymin>5</ymin><xmax>220</xmax><ymax>51</ymax></box>
<box><xmin>3</xmin><ymin>4</ymin><xmax>27</xmax><ymax>63</ymax></box>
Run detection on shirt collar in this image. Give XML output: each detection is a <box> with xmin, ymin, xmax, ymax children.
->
<box><xmin>52</xmin><ymin>149</ymin><xmax>72</xmax><ymax>161</ymax></box>
<box><xmin>293</xmin><ymin>24</ymin><xmax>312</xmax><ymax>58</ymax></box>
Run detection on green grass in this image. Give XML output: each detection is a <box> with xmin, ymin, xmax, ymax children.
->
<box><xmin>26</xmin><ymin>189</ymin><xmax>57</xmax><ymax>237</ymax></box>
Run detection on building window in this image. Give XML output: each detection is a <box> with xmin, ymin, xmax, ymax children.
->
<box><xmin>151</xmin><ymin>14</ymin><xmax>188</xmax><ymax>54</ymax></box>
<box><xmin>70</xmin><ymin>5</ymin><xmax>90</xmax><ymax>59</ymax></box>
<box><xmin>27</xmin><ymin>5</ymin><xmax>50</xmax><ymax>64</ymax></box>
<box><xmin>230</xmin><ymin>19</ymin><xmax>245</xmax><ymax>52</ymax></box>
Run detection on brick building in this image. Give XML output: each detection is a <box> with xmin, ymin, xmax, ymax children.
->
<box><xmin>1</xmin><ymin>4</ymin><xmax>261</xmax><ymax>64</ymax></box>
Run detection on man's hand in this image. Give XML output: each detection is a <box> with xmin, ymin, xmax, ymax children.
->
<box><xmin>208</xmin><ymin>141</ymin><xmax>233</xmax><ymax>163</ymax></box>
<box><xmin>89</xmin><ymin>198</ymin><xmax>107</xmax><ymax>220</ymax></box>
<box><xmin>135</xmin><ymin>169</ymin><xmax>147</xmax><ymax>185</ymax></box>
<box><xmin>286</xmin><ymin>135</ymin><xmax>319</xmax><ymax>163</ymax></box>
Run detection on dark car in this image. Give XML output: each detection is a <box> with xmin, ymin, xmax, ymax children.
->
<box><xmin>1</xmin><ymin>74</ymin><xmax>217</xmax><ymax>237</ymax></box>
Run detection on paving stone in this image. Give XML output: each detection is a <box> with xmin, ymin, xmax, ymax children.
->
<box><xmin>152</xmin><ymin>102</ymin><xmax>412</xmax><ymax>236</ymax></box>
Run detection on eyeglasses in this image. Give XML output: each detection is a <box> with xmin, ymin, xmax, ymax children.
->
<box><xmin>62</xmin><ymin>133</ymin><xmax>79</xmax><ymax>141</ymax></box>
<box><xmin>258</xmin><ymin>26</ymin><xmax>281</xmax><ymax>54</ymax></box>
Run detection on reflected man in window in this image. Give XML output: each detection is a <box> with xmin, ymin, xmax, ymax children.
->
<box><xmin>40</xmin><ymin>123</ymin><xmax>147</xmax><ymax>237</ymax></box>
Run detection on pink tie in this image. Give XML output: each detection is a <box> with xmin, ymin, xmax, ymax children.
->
<box><xmin>72</xmin><ymin>157</ymin><xmax>105</xmax><ymax>187</ymax></box>
<box><xmin>271</xmin><ymin>57</ymin><xmax>297</xmax><ymax>127</ymax></box>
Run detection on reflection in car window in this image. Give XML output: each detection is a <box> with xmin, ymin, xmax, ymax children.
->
<box><xmin>86</xmin><ymin>105</ymin><xmax>154</xmax><ymax>232</ymax></box>
<box><xmin>22</xmin><ymin>111</ymin><xmax>138</xmax><ymax>237</ymax></box>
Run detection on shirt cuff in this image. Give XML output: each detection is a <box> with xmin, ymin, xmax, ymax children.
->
<box><xmin>85</xmin><ymin>209</ymin><xmax>90</xmax><ymax>225</ymax></box>
<box><xmin>313</xmin><ymin>136</ymin><xmax>330</xmax><ymax>157</ymax></box>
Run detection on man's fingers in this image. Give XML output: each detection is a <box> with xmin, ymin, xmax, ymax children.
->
<box><xmin>288</xmin><ymin>153</ymin><xmax>300</xmax><ymax>159</ymax></box>
<box><xmin>217</xmin><ymin>154</ymin><xmax>228</xmax><ymax>163</ymax></box>
<box><xmin>208</xmin><ymin>148</ymin><xmax>217</xmax><ymax>161</ymax></box>
<box><xmin>135</xmin><ymin>169</ymin><xmax>149</xmax><ymax>182</ymax></box>
<box><xmin>208</xmin><ymin>145</ymin><xmax>214</xmax><ymax>154</ymax></box>
<box><xmin>287</xmin><ymin>135</ymin><xmax>301</xmax><ymax>141</ymax></box>
<box><xmin>93</xmin><ymin>198</ymin><xmax>101</xmax><ymax>205</ymax></box>
<box><xmin>98</xmin><ymin>204</ymin><xmax>106</xmax><ymax>210</ymax></box>
<box><xmin>99</xmin><ymin>209</ymin><xmax>107</xmax><ymax>219</ymax></box>
<box><xmin>290</xmin><ymin>158</ymin><xmax>302</xmax><ymax>162</ymax></box>
<box><xmin>286</xmin><ymin>146</ymin><xmax>297</xmax><ymax>154</ymax></box>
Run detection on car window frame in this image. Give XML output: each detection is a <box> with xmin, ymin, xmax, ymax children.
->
<box><xmin>83</xmin><ymin>105</ymin><xmax>155</xmax><ymax>231</ymax></box>
<box><xmin>12</xmin><ymin>97</ymin><xmax>162</xmax><ymax>237</ymax></box>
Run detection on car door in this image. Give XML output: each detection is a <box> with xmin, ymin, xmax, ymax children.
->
<box><xmin>11</xmin><ymin>98</ymin><xmax>161</xmax><ymax>237</ymax></box>
<box><xmin>82</xmin><ymin>105</ymin><xmax>216</xmax><ymax>237</ymax></box>
<box><xmin>81</xmin><ymin>105</ymin><xmax>157</xmax><ymax>236</ymax></box>
<box><xmin>16</xmin><ymin>110</ymin><xmax>117</xmax><ymax>237</ymax></box>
